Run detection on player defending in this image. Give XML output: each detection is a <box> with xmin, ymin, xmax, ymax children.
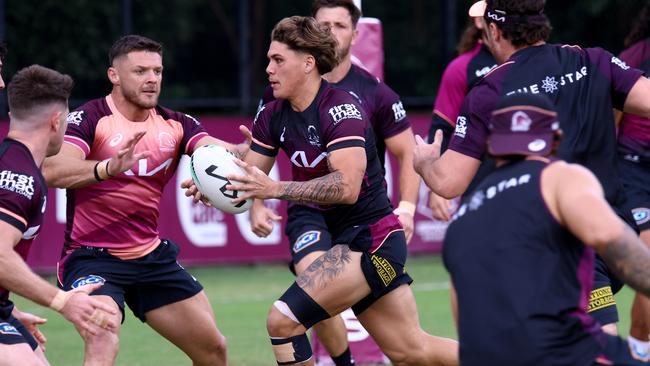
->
<box><xmin>42</xmin><ymin>35</ymin><xmax>245</xmax><ymax>366</ymax></box>
<box><xmin>444</xmin><ymin>92</ymin><xmax>650</xmax><ymax>365</ymax></box>
<box><xmin>250</xmin><ymin>1</ymin><xmax>419</xmax><ymax>364</ymax></box>
<box><xmin>415</xmin><ymin>0</ymin><xmax>650</xmax><ymax>334</ymax></box>
<box><xmin>226</xmin><ymin>16</ymin><xmax>457</xmax><ymax>366</ymax></box>
<box><xmin>0</xmin><ymin>65</ymin><xmax>118</xmax><ymax>365</ymax></box>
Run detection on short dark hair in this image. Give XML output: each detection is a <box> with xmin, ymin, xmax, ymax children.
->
<box><xmin>485</xmin><ymin>0</ymin><xmax>552</xmax><ymax>47</ymax></box>
<box><xmin>8</xmin><ymin>65</ymin><xmax>74</xmax><ymax>119</ymax></box>
<box><xmin>271</xmin><ymin>16</ymin><xmax>339</xmax><ymax>75</ymax></box>
<box><xmin>108</xmin><ymin>34</ymin><xmax>163</xmax><ymax>65</ymax></box>
<box><xmin>311</xmin><ymin>0</ymin><xmax>362</xmax><ymax>28</ymax></box>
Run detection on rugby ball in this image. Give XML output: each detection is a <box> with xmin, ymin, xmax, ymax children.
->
<box><xmin>190</xmin><ymin>144</ymin><xmax>252</xmax><ymax>214</ymax></box>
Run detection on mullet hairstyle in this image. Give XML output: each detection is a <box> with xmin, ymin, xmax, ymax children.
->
<box><xmin>108</xmin><ymin>34</ymin><xmax>163</xmax><ymax>66</ymax></box>
<box><xmin>485</xmin><ymin>0</ymin><xmax>552</xmax><ymax>48</ymax></box>
<box><xmin>311</xmin><ymin>0</ymin><xmax>362</xmax><ymax>28</ymax></box>
<box><xmin>271</xmin><ymin>16</ymin><xmax>340</xmax><ymax>75</ymax></box>
<box><xmin>8</xmin><ymin>65</ymin><xmax>74</xmax><ymax>120</ymax></box>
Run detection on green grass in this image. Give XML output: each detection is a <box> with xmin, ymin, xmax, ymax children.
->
<box><xmin>13</xmin><ymin>255</ymin><xmax>636</xmax><ymax>365</ymax></box>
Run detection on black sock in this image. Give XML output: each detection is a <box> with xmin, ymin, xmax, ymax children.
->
<box><xmin>331</xmin><ymin>346</ymin><xmax>355</xmax><ymax>366</ymax></box>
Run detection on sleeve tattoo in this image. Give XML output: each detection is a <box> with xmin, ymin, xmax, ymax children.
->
<box><xmin>600</xmin><ymin>225</ymin><xmax>650</xmax><ymax>297</ymax></box>
<box><xmin>278</xmin><ymin>171</ymin><xmax>345</xmax><ymax>204</ymax></box>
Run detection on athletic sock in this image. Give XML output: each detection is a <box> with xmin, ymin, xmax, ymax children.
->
<box><xmin>331</xmin><ymin>346</ymin><xmax>355</xmax><ymax>366</ymax></box>
<box><xmin>628</xmin><ymin>335</ymin><xmax>650</xmax><ymax>359</ymax></box>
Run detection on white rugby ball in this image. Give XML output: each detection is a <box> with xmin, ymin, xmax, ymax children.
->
<box><xmin>190</xmin><ymin>144</ymin><xmax>252</xmax><ymax>214</ymax></box>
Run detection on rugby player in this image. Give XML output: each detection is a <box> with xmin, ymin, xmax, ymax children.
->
<box><xmin>0</xmin><ymin>65</ymin><xmax>117</xmax><ymax>365</ymax></box>
<box><xmin>415</xmin><ymin>0</ymin><xmax>650</xmax><ymax>334</ymax></box>
<box><xmin>42</xmin><ymin>35</ymin><xmax>247</xmax><ymax>366</ymax></box>
<box><xmin>227</xmin><ymin>16</ymin><xmax>458</xmax><ymax>366</ymax></box>
<box><xmin>444</xmin><ymin>92</ymin><xmax>650</xmax><ymax>366</ymax></box>
<box><xmin>249</xmin><ymin>1</ymin><xmax>419</xmax><ymax>364</ymax></box>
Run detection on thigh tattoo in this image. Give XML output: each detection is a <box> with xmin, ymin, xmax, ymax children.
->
<box><xmin>296</xmin><ymin>244</ymin><xmax>352</xmax><ymax>291</ymax></box>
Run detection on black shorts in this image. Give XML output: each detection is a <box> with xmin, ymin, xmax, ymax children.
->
<box><xmin>0</xmin><ymin>313</ymin><xmax>38</xmax><ymax>350</ymax></box>
<box><xmin>58</xmin><ymin>239</ymin><xmax>203</xmax><ymax>322</ymax></box>
<box><xmin>588</xmin><ymin>255</ymin><xmax>623</xmax><ymax>326</ymax></box>
<box><xmin>618</xmin><ymin>158</ymin><xmax>650</xmax><ymax>232</ymax></box>
<box><xmin>332</xmin><ymin>213</ymin><xmax>413</xmax><ymax>315</ymax></box>
<box><xmin>285</xmin><ymin>206</ymin><xmax>333</xmax><ymax>270</ymax></box>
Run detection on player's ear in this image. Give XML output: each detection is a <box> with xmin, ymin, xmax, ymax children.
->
<box><xmin>304</xmin><ymin>54</ymin><xmax>316</xmax><ymax>74</ymax></box>
<box><xmin>107</xmin><ymin>66</ymin><xmax>120</xmax><ymax>85</ymax></box>
<box><xmin>351</xmin><ymin>28</ymin><xmax>359</xmax><ymax>47</ymax></box>
<box><xmin>49</xmin><ymin>109</ymin><xmax>64</xmax><ymax>134</ymax></box>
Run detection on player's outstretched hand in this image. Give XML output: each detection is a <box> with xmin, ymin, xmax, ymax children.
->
<box><xmin>429</xmin><ymin>190</ymin><xmax>454</xmax><ymax>222</ymax></box>
<box><xmin>413</xmin><ymin>131</ymin><xmax>442</xmax><ymax>176</ymax></box>
<box><xmin>58</xmin><ymin>283</ymin><xmax>118</xmax><ymax>336</ymax></box>
<box><xmin>106</xmin><ymin>131</ymin><xmax>152</xmax><ymax>177</ymax></box>
<box><xmin>180</xmin><ymin>178</ymin><xmax>213</xmax><ymax>207</ymax></box>
<box><xmin>227</xmin><ymin>159</ymin><xmax>280</xmax><ymax>202</ymax></box>
<box><xmin>225</xmin><ymin>125</ymin><xmax>253</xmax><ymax>160</ymax></box>
<box><xmin>12</xmin><ymin>308</ymin><xmax>47</xmax><ymax>351</ymax></box>
<box><xmin>250</xmin><ymin>200</ymin><xmax>282</xmax><ymax>237</ymax></box>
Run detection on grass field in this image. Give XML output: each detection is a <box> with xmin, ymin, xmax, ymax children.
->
<box><xmin>14</xmin><ymin>255</ymin><xmax>636</xmax><ymax>365</ymax></box>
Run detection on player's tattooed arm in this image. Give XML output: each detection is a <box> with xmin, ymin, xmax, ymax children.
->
<box><xmin>277</xmin><ymin>171</ymin><xmax>345</xmax><ymax>204</ymax></box>
<box><xmin>600</xmin><ymin>225</ymin><xmax>650</xmax><ymax>297</ymax></box>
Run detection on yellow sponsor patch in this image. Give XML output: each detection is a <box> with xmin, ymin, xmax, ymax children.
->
<box><xmin>588</xmin><ymin>286</ymin><xmax>616</xmax><ymax>313</ymax></box>
<box><xmin>371</xmin><ymin>255</ymin><xmax>396</xmax><ymax>286</ymax></box>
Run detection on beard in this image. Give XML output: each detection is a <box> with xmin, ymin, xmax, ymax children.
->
<box><xmin>337</xmin><ymin>43</ymin><xmax>351</xmax><ymax>61</ymax></box>
<box><xmin>122</xmin><ymin>85</ymin><xmax>159</xmax><ymax>109</ymax></box>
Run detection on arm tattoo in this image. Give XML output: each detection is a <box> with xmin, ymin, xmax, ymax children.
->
<box><xmin>601</xmin><ymin>225</ymin><xmax>650</xmax><ymax>297</ymax></box>
<box><xmin>278</xmin><ymin>171</ymin><xmax>346</xmax><ymax>204</ymax></box>
<box><xmin>296</xmin><ymin>245</ymin><xmax>352</xmax><ymax>290</ymax></box>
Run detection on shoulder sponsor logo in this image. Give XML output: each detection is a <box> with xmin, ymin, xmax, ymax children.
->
<box><xmin>0</xmin><ymin>322</ymin><xmax>20</xmax><ymax>336</ymax></box>
<box><xmin>66</xmin><ymin>111</ymin><xmax>85</xmax><ymax>126</ymax></box>
<box><xmin>158</xmin><ymin>132</ymin><xmax>177</xmax><ymax>152</ymax></box>
<box><xmin>611</xmin><ymin>56</ymin><xmax>630</xmax><ymax>70</ymax></box>
<box><xmin>290</xmin><ymin>151</ymin><xmax>327</xmax><ymax>168</ymax></box>
<box><xmin>506</xmin><ymin>67</ymin><xmax>588</xmax><ymax>96</ymax></box>
<box><xmin>454</xmin><ymin>116</ymin><xmax>468</xmax><ymax>138</ymax></box>
<box><xmin>633</xmin><ymin>208</ymin><xmax>650</xmax><ymax>226</ymax></box>
<box><xmin>71</xmin><ymin>275</ymin><xmax>106</xmax><ymax>289</ymax></box>
<box><xmin>293</xmin><ymin>230</ymin><xmax>321</xmax><ymax>253</ymax></box>
<box><xmin>0</xmin><ymin>170</ymin><xmax>35</xmax><ymax>199</ymax></box>
<box><xmin>511</xmin><ymin>111</ymin><xmax>532</xmax><ymax>132</ymax></box>
<box><xmin>391</xmin><ymin>101</ymin><xmax>407</xmax><ymax>122</ymax></box>
<box><xmin>185</xmin><ymin>114</ymin><xmax>201</xmax><ymax>126</ymax></box>
<box><xmin>328</xmin><ymin>103</ymin><xmax>362</xmax><ymax>124</ymax></box>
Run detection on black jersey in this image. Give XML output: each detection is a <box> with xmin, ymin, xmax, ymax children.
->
<box><xmin>444</xmin><ymin>159</ymin><xmax>603</xmax><ymax>366</ymax></box>
<box><xmin>0</xmin><ymin>139</ymin><xmax>48</xmax><ymax>308</ymax></box>
<box><xmin>251</xmin><ymin>81</ymin><xmax>392</xmax><ymax>233</ymax></box>
<box><xmin>450</xmin><ymin>44</ymin><xmax>643</xmax><ymax>221</ymax></box>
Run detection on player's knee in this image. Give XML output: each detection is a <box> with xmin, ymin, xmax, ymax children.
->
<box><xmin>83</xmin><ymin>327</ymin><xmax>120</xmax><ymax>354</ymax></box>
<box><xmin>192</xmin><ymin>333</ymin><xmax>227</xmax><ymax>365</ymax></box>
<box><xmin>267</xmin><ymin>282</ymin><xmax>330</xmax><ymax>337</ymax></box>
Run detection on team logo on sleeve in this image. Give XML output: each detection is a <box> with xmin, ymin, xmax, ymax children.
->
<box><xmin>66</xmin><ymin>111</ymin><xmax>85</xmax><ymax>126</ymax></box>
<box><xmin>293</xmin><ymin>231</ymin><xmax>321</xmax><ymax>253</ymax></box>
<box><xmin>0</xmin><ymin>323</ymin><xmax>20</xmax><ymax>336</ymax></box>
<box><xmin>391</xmin><ymin>101</ymin><xmax>407</xmax><ymax>122</ymax></box>
<box><xmin>71</xmin><ymin>275</ymin><xmax>106</xmax><ymax>289</ymax></box>
<box><xmin>611</xmin><ymin>56</ymin><xmax>630</xmax><ymax>70</ymax></box>
<box><xmin>328</xmin><ymin>103</ymin><xmax>362</xmax><ymax>124</ymax></box>
<box><xmin>454</xmin><ymin>116</ymin><xmax>468</xmax><ymax>138</ymax></box>
<box><xmin>633</xmin><ymin>208</ymin><xmax>650</xmax><ymax>226</ymax></box>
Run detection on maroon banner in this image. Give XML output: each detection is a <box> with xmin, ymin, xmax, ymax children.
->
<box><xmin>0</xmin><ymin>113</ymin><xmax>447</xmax><ymax>271</ymax></box>
<box><xmin>351</xmin><ymin>18</ymin><xmax>385</xmax><ymax>80</ymax></box>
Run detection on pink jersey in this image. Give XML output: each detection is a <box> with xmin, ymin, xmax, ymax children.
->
<box><xmin>63</xmin><ymin>95</ymin><xmax>208</xmax><ymax>259</ymax></box>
